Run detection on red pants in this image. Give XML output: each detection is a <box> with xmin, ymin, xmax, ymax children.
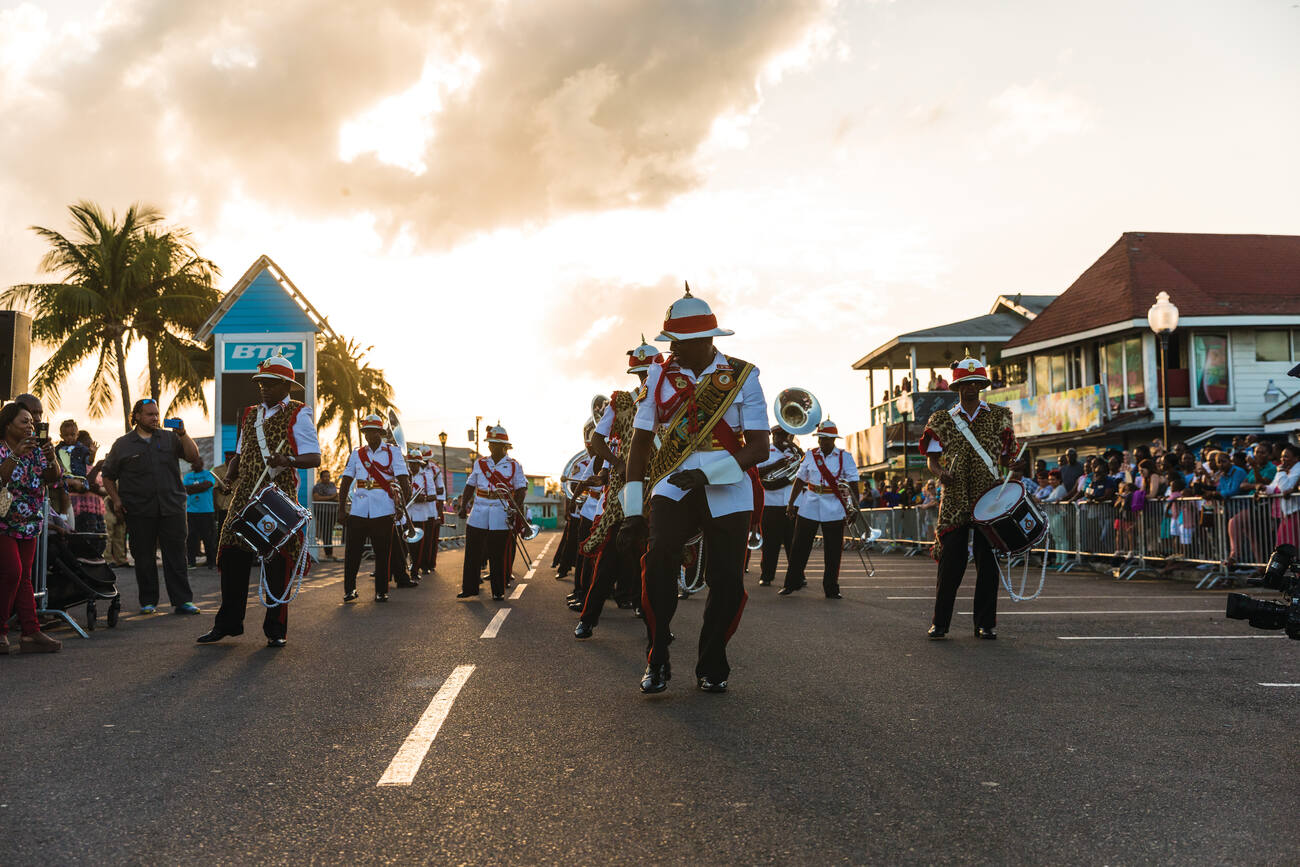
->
<box><xmin>0</xmin><ymin>535</ymin><xmax>40</xmax><ymax>635</ymax></box>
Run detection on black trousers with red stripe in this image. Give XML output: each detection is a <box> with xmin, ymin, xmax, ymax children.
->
<box><xmin>557</xmin><ymin>515</ymin><xmax>582</xmax><ymax>576</ymax></box>
<box><xmin>643</xmin><ymin>491</ymin><xmax>749</xmax><ymax>681</ymax></box>
<box><xmin>579</xmin><ymin>540</ymin><xmax>628</xmax><ymax>626</ymax></box>
<box><xmin>784</xmin><ymin>515</ymin><xmax>845</xmax><ymax>595</ymax></box>
<box><xmin>345</xmin><ymin>515</ymin><xmax>394</xmax><ymax>595</ymax></box>
<box><xmin>214</xmin><ymin>545</ymin><xmax>289</xmax><ymax>640</ymax></box>
<box><xmin>571</xmin><ymin>517</ymin><xmax>595</xmax><ymax>598</ymax></box>
<box><xmin>463</xmin><ymin>525</ymin><xmax>510</xmax><ymax>597</ymax></box>
<box><xmin>417</xmin><ymin>519</ymin><xmax>441</xmax><ymax>570</ymax></box>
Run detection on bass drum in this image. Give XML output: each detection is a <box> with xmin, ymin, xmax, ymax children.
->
<box><xmin>230</xmin><ymin>485</ymin><xmax>312</xmax><ymax>560</ymax></box>
<box><xmin>972</xmin><ymin>479</ymin><xmax>1047</xmax><ymax>556</ymax></box>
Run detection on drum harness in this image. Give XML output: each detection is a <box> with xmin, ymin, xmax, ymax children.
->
<box><xmin>252</xmin><ymin>419</ymin><xmax>311</xmax><ymax>608</ymax></box>
<box><xmin>948</xmin><ymin>407</ymin><xmax>1047</xmax><ymax>602</ymax></box>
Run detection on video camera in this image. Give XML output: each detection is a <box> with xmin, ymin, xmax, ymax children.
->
<box><xmin>1225</xmin><ymin>544</ymin><xmax>1300</xmax><ymax>639</ymax></box>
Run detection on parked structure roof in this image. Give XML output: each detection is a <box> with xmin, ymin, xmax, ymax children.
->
<box><xmin>1003</xmin><ymin>232</ymin><xmax>1300</xmax><ymax>354</ymax></box>
<box><xmin>853</xmin><ymin>293</ymin><xmax>1055</xmax><ymax>370</ymax></box>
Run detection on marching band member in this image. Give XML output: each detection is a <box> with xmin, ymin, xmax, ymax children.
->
<box><xmin>569</xmin><ymin>437</ymin><xmax>607</xmax><ymax>611</ymax></box>
<box><xmin>457</xmin><ymin>424</ymin><xmax>527</xmax><ymax>600</ymax></box>
<box><xmin>388</xmin><ymin>450</ymin><xmax>425</xmax><ymax>588</ymax></box>
<box><xmin>778</xmin><ymin>419</ymin><xmax>858</xmax><ymax>599</ymax></box>
<box><xmin>561</xmin><ymin>442</ymin><xmax>595</xmax><ymax>604</ymax></box>
<box><xmin>574</xmin><ymin>337</ymin><xmax>661</xmax><ymax>639</ymax></box>
<box><xmin>920</xmin><ymin>354</ymin><xmax>1017</xmax><ymax>640</ymax></box>
<box><xmin>417</xmin><ymin>446</ymin><xmax>447</xmax><ymax>573</ymax></box>
<box><xmin>755</xmin><ymin>425</ymin><xmax>799</xmax><ymax>586</ymax></box>
<box><xmin>337</xmin><ymin>414</ymin><xmax>411</xmax><ymax>603</ymax></box>
<box><xmin>198</xmin><ymin>356</ymin><xmax>320</xmax><ymax>648</ymax></box>
<box><xmin>619</xmin><ymin>284</ymin><xmax>770</xmax><ymax>694</ymax></box>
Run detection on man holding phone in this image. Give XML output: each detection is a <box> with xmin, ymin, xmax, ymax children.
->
<box><xmin>102</xmin><ymin>398</ymin><xmax>201</xmax><ymax>614</ymax></box>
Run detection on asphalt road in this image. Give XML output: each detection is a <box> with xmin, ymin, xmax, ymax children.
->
<box><xmin>3</xmin><ymin>531</ymin><xmax>1296</xmax><ymax>865</ymax></box>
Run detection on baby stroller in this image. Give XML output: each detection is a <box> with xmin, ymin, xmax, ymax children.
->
<box><xmin>45</xmin><ymin>531</ymin><xmax>121</xmax><ymax>631</ymax></box>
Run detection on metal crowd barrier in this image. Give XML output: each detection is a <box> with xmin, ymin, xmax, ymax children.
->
<box><xmin>305</xmin><ymin>501</ymin><xmax>467</xmax><ymax>559</ymax></box>
<box><xmin>845</xmin><ymin>493</ymin><xmax>1299</xmax><ymax>587</ymax></box>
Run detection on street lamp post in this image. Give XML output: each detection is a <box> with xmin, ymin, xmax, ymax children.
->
<box><xmin>1147</xmin><ymin>291</ymin><xmax>1180</xmax><ymax>450</ymax></box>
<box><xmin>438</xmin><ymin>430</ymin><xmax>449</xmax><ymax>515</ymax></box>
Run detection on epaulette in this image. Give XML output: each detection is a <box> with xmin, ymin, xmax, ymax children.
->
<box><xmin>636</xmin><ymin>384</ymin><xmax>648</xmax><ymax>403</ymax></box>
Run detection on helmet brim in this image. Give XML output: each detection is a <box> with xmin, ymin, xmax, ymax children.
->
<box><xmin>252</xmin><ymin>372</ymin><xmax>304</xmax><ymax>388</ymax></box>
<box><xmin>653</xmin><ymin>326</ymin><xmax>734</xmax><ymax>343</ymax></box>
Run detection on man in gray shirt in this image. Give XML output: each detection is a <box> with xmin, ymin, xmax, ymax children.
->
<box><xmin>102</xmin><ymin>398</ymin><xmax>201</xmax><ymax>614</ymax></box>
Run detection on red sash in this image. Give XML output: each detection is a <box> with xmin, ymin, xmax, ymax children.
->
<box><xmin>359</xmin><ymin>446</ymin><xmax>397</xmax><ymax>496</ymax></box>
<box><xmin>811</xmin><ymin>449</ymin><xmax>843</xmax><ymax>493</ymax></box>
<box><xmin>709</xmin><ymin>419</ymin><xmax>763</xmax><ymax>527</ymax></box>
<box><xmin>480</xmin><ymin>458</ymin><xmax>521</xmax><ymax>531</ymax></box>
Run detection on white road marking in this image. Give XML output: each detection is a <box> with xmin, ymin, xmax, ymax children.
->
<box><xmin>377</xmin><ymin>664</ymin><xmax>476</xmax><ymax>787</ymax></box>
<box><xmin>509</xmin><ymin>583</ymin><xmax>526</xmax><ymax>599</ymax></box>
<box><xmin>480</xmin><ymin>608</ymin><xmax>511</xmax><ymax>638</ymax></box>
<box><xmin>1058</xmin><ymin>635</ymin><xmax>1285</xmax><ymax>641</ymax></box>
<box><xmin>960</xmin><ymin>609</ymin><xmax>1223</xmax><ymax>616</ymax></box>
<box><xmin>1258</xmin><ymin>682</ymin><xmax>1300</xmax><ymax>687</ymax></box>
<box><xmin>522</xmin><ymin>535</ymin><xmax>558</xmax><ymax>580</ymax></box>
<box><xmin>889</xmin><ymin>595</ymin><xmax>1223</xmax><ymax>601</ymax></box>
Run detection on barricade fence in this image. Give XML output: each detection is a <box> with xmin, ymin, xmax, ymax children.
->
<box><xmin>846</xmin><ymin>494</ymin><xmax>1299</xmax><ymax>585</ymax></box>
<box><xmin>304</xmin><ymin>501</ymin><xmax>467</xmax><ymax>558</ymax></box>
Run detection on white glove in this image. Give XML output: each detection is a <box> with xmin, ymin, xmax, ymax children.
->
<box><xmin>701</xmin><ymin>454</ymin><xmax>744</xmax><ymax>485</ymax></box>
<box><xmin>619</xmin><ymin>481</ymin><xmax>644</xmax><ymax>517</ymax></box>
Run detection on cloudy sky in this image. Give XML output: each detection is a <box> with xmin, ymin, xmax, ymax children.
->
<box><xmin>2</xmin><ymin>0</ymin><xmax>1297</xmax><ymax>473</ymax></box>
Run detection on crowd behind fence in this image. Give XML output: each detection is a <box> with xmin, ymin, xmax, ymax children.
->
<box><xmin>855</xmin><ymin>493</ymin><xmax>1299</xmax><ymax>588</ymax></box>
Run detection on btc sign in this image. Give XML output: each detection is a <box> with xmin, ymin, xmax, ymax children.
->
<box><xmin>221</xmin><ymin>342</ymin><xmax>305</xmax><ymax>372</ymax></box>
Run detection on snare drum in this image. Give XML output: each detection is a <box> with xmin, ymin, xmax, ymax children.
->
<box><xmin>230</xmin><ymin>485</ymin><xmax>312</xmax><ymax>559</ymax></box>
<box><xmin>972</xmin><ymin>479</ymin><xmax>1048</xmax><ymax>556</ymax></box>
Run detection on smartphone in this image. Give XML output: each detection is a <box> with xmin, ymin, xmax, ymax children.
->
<box><xmin>34</xmin><ymin>422</ymin><xmax>49</xmax><ymax>441</ymax></box>
<box><xmin>163</xmin><ymin>418</ymin><xmax>183</xmax><ymax>431</ymax></box>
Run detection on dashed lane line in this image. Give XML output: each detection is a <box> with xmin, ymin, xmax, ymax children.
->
<box><xmin>377</xmin><ymin>664</ymin><xmax>476</xmax><ymax>787</ymax></box>
<box><xmin>1058</xmin><ymin>635</ymin><xmax>1285</xmax><ymax>641</ymax></box>
<box><xmin>522</xmin><ymin>535</ymin><xmax>558</xmax><ymax>581</ymax></box>
<box><xmin>509</xmin><ymin>583</ymin><xmax>526</xmax><ymax>599</ymax></box>
<box><xmin>960</xmin><ymin>609</ymin><xmax>1223</xmax><ymax>616</ymax></box>
<box><xmin>1259</xmin><ymin>683</ymin><xmax>1300</xmax><ymax>687</ymax></box>
<box><xmin>480</xmin><ymin>608</ymin><xmax>511</xmax><ymax>638</ymax></box>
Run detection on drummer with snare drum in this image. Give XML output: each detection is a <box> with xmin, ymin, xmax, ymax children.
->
<box><xmin>918</xmin><ymin>353</ymin><xmax>1017</xmax><ymax>641</ymax></box>
<box><xmin>198</xmin><ymin>355</ymin><xmax>321</xmax><ymax>648</ymax></box>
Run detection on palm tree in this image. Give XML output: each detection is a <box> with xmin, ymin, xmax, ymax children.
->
<box><xmin>131</xmin><ymin>229</ymin><xmax>221</xmax><ymax>415</ymax></box>
<box><xmin>316</xmin><ymin>334</ymin><xmax>396</xmax><ymax>451</ymax></box>
<box><xmin>3</xmin><ymin>201</ymin><xmax>163</xmax><ymax>429</ymax></box>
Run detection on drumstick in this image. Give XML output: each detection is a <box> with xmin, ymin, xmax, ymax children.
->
<box><xmin>251</xmin><ymin>439</ymin><xmax>289</xmax><ymax>492</ymax></box>
<box><xmin>997</xmin><ymin>442</ymin><xmax>1028</xmax><ymax>497</ymax></box>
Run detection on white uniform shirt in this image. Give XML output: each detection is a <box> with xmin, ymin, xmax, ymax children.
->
<box><xmin>234</xmin><ymin>398</ymin><xmax>321</xmax><ymax>480</ymax></box>
<box><xmin>580</xmin><ymin>461</ymin><xmax>606</xmax><ymax>521</ymax></box>
<box><xmin>466</xmin><ymin>455</ymin><xmax>527</xmax><ymax>531</ymax></box>
<box><xmin>595</xmin><ymin>404</ymin><xmax>615</xmax><ymax>438</ymax></box>
<box><xmin>757</xmin><ymin>443</ymin><xmax>799</xmax><ymax>508</ymax></box>
<box><xmin>408</xmin><ymin>465</ymin><xmax>436</xmax><ymax>521</ymax></box>
<box><xmin>924</xmin><ymin>401</ymin><xmax>990</xmax><ymax>454</ymax></box>
<box><xmin>342</xmin><ymin>443</ymin><xmax>408</xmax><ymax>518</ymax></box>
<box><xmin>633</xmin><ymin>351</ymin><xmax>768</xmax><ymax>517</ymax></box>
<box><xmin>794</xmin><ymin>447</ymin><xmax>858</xmax><ymax>522</ymax></box>
<box><xmin>1265</xmin><ymin>463</ymin><xmax>1300</xmax><ymax>516</ymax></box>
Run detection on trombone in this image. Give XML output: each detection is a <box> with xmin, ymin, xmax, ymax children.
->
<box><xmin>493</xmin><ymin>480</ymin><xmax>541</xmax><ymax>569</ymax></box>
<box><xmin>385</xmin><ymin>409</ymin><xmax>424</xmax><ymax>546</ymax></box>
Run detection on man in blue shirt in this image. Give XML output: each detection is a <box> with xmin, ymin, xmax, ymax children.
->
<box><xmin>184</xmin><ymin>457</ymin><xmax>217</xmax><ymax>569</ymax></box>
<box><xmin>1213</xmin><ymin>451</ymin><xmax>1247</xmax><ymax>498</ymax></box>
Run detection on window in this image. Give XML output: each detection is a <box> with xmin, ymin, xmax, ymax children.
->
<box><xmin>1033</xmin><ymin>356</ymin><xmax>1050</xmax><ymax>397</ymax></box>
<box><xmin>1101</xmin><ymin>336</ymin><xmax>1146</xmax><ymax>413</ymax></box>
<box><xmin>1256</xmin><ymin>330</ymin><xmax>1292</xmax><ymax>362</ymax></box>
<box><xmin>1050</xmin><ymin>354</ymin><xmax>1067</xmax><ymax>393</ymax></box>
<box><xmin>1192</xmin><ymin>332</ymin><xmax>1231</xmax><ymax>406</ymax></box>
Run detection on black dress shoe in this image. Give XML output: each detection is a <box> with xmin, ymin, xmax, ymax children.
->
<box><xmin>395</xmin><ymin>581</ymin><xmax>417</xmax><ymax>588</ymax></box>
<box><xmin>826</xmin><ymin>592</ymin><xmax>843</xmax><ymax>599</ymax></box>
<box><xmin>757</xmin><ymin>579</ymin><xmax>772</xmax><ymax>586</ymax></box>
<box><xmin>640</xmin><ymin>663</ymin><xmax>670</xmax><ymax>694</ymax></box>
<box><xmin>574</xmin><ymin>622</ymin><xmax>593</xmax><ymax>640</ymax></box>
<box><xmin>196</xmin><ymin>628</ymin><xmax>240</xmax><ymax>644</ymax></box>
<box><xmin>492</xmin><ymin>594</ymin><xmax>505</xmax><ymax>601</ymax></box>
<box><xmin>456</xmin><ymin>591</ymin><xmax>479</xmax><ymax>599</ymax></box>
<box><xmin>266</xmin><ymin>638</ymin><xmax>287</xmax><ymax>648</ymax></box>
<box><xmin>927</xmin><ymin>624</ymin><xmax>948</xmax><ymax>640</ymax></box>
<box><xmin>374</xmin><ymin>593</ymin><xmax>389</xmax><ymax>603</ymax></box>
<box><xmin>567</xmin><ymin>600</ymin><xmax>583</xmax><ymax>611</ymax></box>
<box><xmin>565</xmin><ymin>593</ymin><xmax>577</xmax><ymax>602</ymax></box>
<box><xmin>697</xmin><ymin>676</ymin><xmax>728</xmax><ymax>693</ymax></box>
<box><xmin>343</xmin><ymin>590</ymin><xmax>359</xmax><ymax>602</ymax></box>
<box><xmin>777</xmin><ymin>587</ymin><xmax>796</xmax><ymax>596</ymax></box>
<box><xmin>975</xmin><ymin>627</ymin><xmax>997</xmax><ymax>640</ymax></box>
<box><xmin>616</xmin><ymin>600</ymin><xmax>635</xmax><ymax>609</ymax></box>
<box><xmin>633</xmin><ymin>607</ymin><xmax>644</xmax><ymax>619</ymax></box>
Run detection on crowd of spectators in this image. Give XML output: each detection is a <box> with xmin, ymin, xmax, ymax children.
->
<box><xmin>852</xmin><ymin>434</ymin><xmax>1300</xmax><ymax>575</ymax></box>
